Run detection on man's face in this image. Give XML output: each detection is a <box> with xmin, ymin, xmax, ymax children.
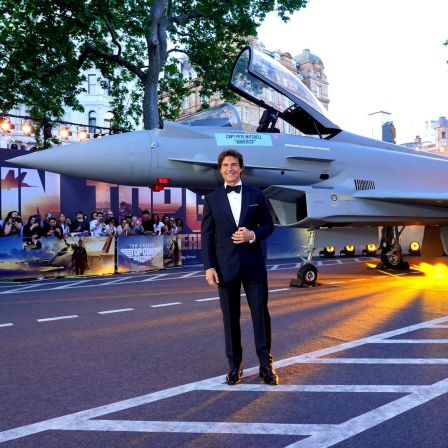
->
<box><xmin>76</xmin><ymin>213</ymin><xmax>83</xmax><ymax>221</ymax></box>
<box><xmin>219</xmin><ymin>156</ymin><xmax>242</xmax><ymax>186</ymax></box>
<box><xmin>142</xmin><ymin>213</ymin><xmax>150</xmax><ymax>221</ymax></box>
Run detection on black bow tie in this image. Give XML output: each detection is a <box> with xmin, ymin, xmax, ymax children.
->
<box><xmin>226</xmin><ymin>185</ymin><xmax>241</xmax><ymax>194</ymax></box>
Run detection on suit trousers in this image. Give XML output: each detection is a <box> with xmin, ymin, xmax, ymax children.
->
<box><xmin>218</xmin><ymin>275</ymin><xmax>273</xmax><ymax>369</ymax></box>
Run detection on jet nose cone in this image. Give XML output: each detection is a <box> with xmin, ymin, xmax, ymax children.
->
<box><xmin>8</xmin><ymin>131</ymin><xmax>153</xmax><ymax>186</ymax></box>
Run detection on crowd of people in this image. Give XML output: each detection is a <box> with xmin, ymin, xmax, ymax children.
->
<box><xmin>0</xmin><ymin>209</ymin><xmax>184</xmax><ymax>240</ymax></box>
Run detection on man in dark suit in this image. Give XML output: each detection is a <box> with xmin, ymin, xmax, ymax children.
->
<box><xmin>201</xmin><ymin>149</ymin><xmax>278</xmax><ymax>386</ymax></box>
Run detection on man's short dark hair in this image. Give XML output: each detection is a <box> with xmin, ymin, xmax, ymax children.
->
<box><xmin>142</xmin><ymin>210</ymin><xmax>150</xmax><ymax>215</ymax></box>
<box><xmin>218</xmin><ymin>149</ymin><xmax>244</xmax><ymax>170</ymax></box>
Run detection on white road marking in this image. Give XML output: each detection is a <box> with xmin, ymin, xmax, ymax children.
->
<box><xmin>2</xmin><ymin>315</ymin><xmax>448</xmax><ymax>446</ymax></box>
<box><xmin>179</xmin><ymin>271</ymin><xmax>202</xmax><ymax>278</ymax></box>
<box><xmin>350</xmin><ymin>278</ymin><xmax>367</xmax><ymax>282</ymax></box>
<box><xmin>0</xmin><ymin>323</ymin><xmax>13</xmax><ymax>327</ymax></box>
<box><xmin>97</xmin><ymin>308</ymin><xmax>134</xmax><ymax>315</ymax></box>
<box><xmin>37</xmin><ymin>315</ymin><xmax>79</xmax><ymax>322</ymax></box>
<box><xmin>195</xmin><ymin>297</ymin><xmax>220</xmax><ymax>302</ymax></box>
<box><xmin>269</xmin><ymin>288</ymin><xmax>290</xmax><ymax>292</ymax></box>
<box><xmin>96</xmin><ymin>277</ymin><xmax>131</xmax><ymax>286</ymax></box>
<box><xmin>141</xmin><ymin>274</ymin><xmax>169</xmax><ymax>282</ymax></box>
<box><xmin>51</xmin><ymin>280</ymin><xmax>93</xmax><ymax>289</ymax></box>
<box><xmin>378</xmin><ymin>339</ymin><xmax>448</xmax><ymax>343</ymax></box>
<box><xmin>150</xmin><ymin>302</ymin><xmax>182</xmax><ymax>308</ymax></box>
<box><xmin>0</xmin><ymin>284</ymin><xmax>50</xmax><ymax>295</ymax></box>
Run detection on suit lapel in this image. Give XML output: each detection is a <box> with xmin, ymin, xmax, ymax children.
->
<box><xmin>217</xmin><ymin>186</ymin><xmax>237</xmax><ymax>227</ymax></box>
<box><xmin>239</xmin><ymin>184</ymin><xmax>251</xmax><ymax>225</ymax></box>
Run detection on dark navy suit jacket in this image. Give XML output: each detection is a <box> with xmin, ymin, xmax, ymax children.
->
<box><xmin>201</xmin><ymin>184</ymin><xmax>274</xmax><ymax>282</ymax></box>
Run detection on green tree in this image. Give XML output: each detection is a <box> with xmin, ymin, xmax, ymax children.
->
<box><xmin>0</xmin><ymin>0</ymin><xmax>307</xmax><ymax>131</ymax></box>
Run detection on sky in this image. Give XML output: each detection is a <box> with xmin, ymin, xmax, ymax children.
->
<box><xmin>257</xmin><ymin>0</ymin><xmax>448</xmax><ymax>143</ymax></box>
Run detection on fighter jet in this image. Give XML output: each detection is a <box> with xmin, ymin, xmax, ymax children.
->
<box><xmin>2</xmin><ymin>169</ymin><xmax>35</xmax><ymax>190</ymax></box>
<box><xmin>9</xmin><ymin>46</ymin><xmax>448</xmax><ymax>286</ymax></box>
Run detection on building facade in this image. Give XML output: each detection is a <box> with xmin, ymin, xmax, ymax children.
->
<box><xmin>177</xmin><ymin>40</ymin><xmax>330</xmax><ymax>135</ymax></box>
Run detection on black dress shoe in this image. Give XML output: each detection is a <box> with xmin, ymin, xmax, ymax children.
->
<box><xmin>226</xmin><ymin>367</ymin><xmax>243</xmax><ymax>385</ymax></box>
<box><xmin>259</xmin><ymin>366</ymin><xmax>279</xmax><ymax>385</ymax></box>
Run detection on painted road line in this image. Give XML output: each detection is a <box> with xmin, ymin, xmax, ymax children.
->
<box><xmin>37</xmin><ymin>315</ymin><xmax>79</xmax><ymax>322</ymax></box>
<box><xmin>0</xmin><ymin>323</ymin><xmax>13</xmax><ymax>327</ymax></box>
<box><xmin>97</xmin><ymin>308</ymin><xmax>134</xmax><ymax>315</ymax></box>
<box><xmin>150</xmin><ymin>302</ymin><xmax>182</xmax><ymax>308</ymax></box>
<box><xmin>96</xmin><ymin>277</ymin><xmax>131</xmax><ymax>286</ymax></box>
<box><xmin>179</xmin><ymin>271</ymin><xmax>202</xmax><ymax>278</ymax></box>
<box><xmin>1</xmin><ymin>315</ymin><xmax>448</xmax><ymax>444</ymax></box>
<box><xmin>195</xmin><ymin>297</ymin><xmax>220</xmax><ymax>302</ymax></box>
<box><xmin>286</xmin><ymin>378</ymin><xmax>448</xmax><ymax>448</ymax></box>
<box><xmin>293</xmin><ymin>358</ymin><xmax>448</xmax><ymax>364</ymax></box>
<box><xmin>141</xmin><ymin>274</ymin><xmax>169</xmax><ymax>282</ymax></box>
<box><xmin>0</xmin><ymin>284</ymin><xmax>52</xmax><ymax>295</ymax></box>
<box><xmin>269</xmin><ymin>288</ymin><xmax>290</xmax><ymax>292</ymax></box>
<box><xmin>378</xmin><ymin>339</ymin><xmax>448</xmax><ymax>343</ymax></box>
<box><xmin>350</xmin><ymin>278</ymin><xmax>367</xmax><ymax>282</ymax></box>
<box><xmin>52</xmin><ymin>280</ymin><xmax>93</xmax><ymax>289</ymax></box>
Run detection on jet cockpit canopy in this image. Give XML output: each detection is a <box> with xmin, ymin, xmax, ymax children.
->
<box><xmin>229</xmin><ymin>46</ymin><xmax>341</xmax><ymax>138</ymax></box>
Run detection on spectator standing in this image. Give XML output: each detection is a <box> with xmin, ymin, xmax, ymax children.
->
<box><xmin>23</xmin><ymin>215</ymin><xmax>43</xmax><ymax>238</ymax></box>
<box><xmin>43</xmin><ymin>217</ymin><xmax>64</xmax><ymax>239</ymax></box>
<box><xmin>58</xmin><ymin>213</ymin><xmax>71</xmax><ymax>237</ymax></box>
<box><xmin>90</xmin><ymin>212</ymin><xmax>107</xmax><ymax>236</ymax></box>
<box><xmin>141</xmin><ymin>210</ymin><xmax>152</xmax><ymax>235</ymax></box>
<box><xmin>40</xmin><ymin>211</ymin><xmax>53</xmax><ymax>229</ymax></box>
<box><xmin>130</xmin><ymin>215</ymin><xmax>145</xmax><ymax>235</ymax></box>
<box><xmin>151</xmin><ymin>213</ymin><xmax>163</xmax><ymax>235</ymax></box>
<box><xmin>71</xmin><ymin>211</ymin><xmax>90</xmax><ymax>234</ymax></box>
<box><xmin>105</xmin><ymin>217</ymin><xmax>118</xmax><ymax>237</ymax></box>
<box><xmin>161</xmin><ymin>214</ymin><xmax>172</xmax><ymax>235</ymax></box>
<box><xmin>116</xmin><ymin>218</ymin><xmax>130</xmax><ymax>236</ymax></box>
<box><xmin>3</xmin><ymin>211</ymin><xmax>23</xmax><ymax>236</ymax></box>
<box><xmin>174</xmin><ymin>218</ymin><xmax>184</xmax><ymax>234</ymax></box>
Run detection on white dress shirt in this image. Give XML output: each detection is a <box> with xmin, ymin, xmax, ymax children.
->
<box><xmin>225</xmin><ymin>182</ymin><xmax>242</xmax><ymax>226</ymax></box>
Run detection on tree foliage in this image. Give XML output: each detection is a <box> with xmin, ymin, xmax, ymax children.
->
<box><xmin>0</xmin><ymin>0</ymin><xmax>307</xmax><ymax>130</ymax></box>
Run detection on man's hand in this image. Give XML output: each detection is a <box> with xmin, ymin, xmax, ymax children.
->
<box><xmin>205</xmin><ymin>268</ymin><xmax>219</xmax><ymax>286</ymax></box>
<box><xmin>231</xmin><ymin>227</ymin><xmax>255</xmax><ymax>244</ymax></box>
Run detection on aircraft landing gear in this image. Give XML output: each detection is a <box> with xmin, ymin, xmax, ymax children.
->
<box><xmin>290</xmin><ymin>229</ymin><xmax>320</xmax><ymax>287</ymax></box>
<box><xmin>376</xmin><ymin>226</ymin><xmax>410</xmax><ymax>270</ymax></box>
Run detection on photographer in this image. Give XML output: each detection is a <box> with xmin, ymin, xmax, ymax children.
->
<box><xmin>43</xmin><ymin>217</ymin><xmax>63</xmax><ymax>239</ymax></box>
<box><xmin>89</xmin><ymin>212</ymin><xmax>107</xmax><ymax>237</ymax></box>
<box><xmin>3</xmin><ymin>211</ymin><xmax>23</xmax><ymax>237</ymax></box>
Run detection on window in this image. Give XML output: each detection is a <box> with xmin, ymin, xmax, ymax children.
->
<box><xmin>88</xmin><ymin>74</ymin><xmax>97</xmax><ymax>94</ymax></box>
<box><xmin>267</xmin><ymin>89</ymin><xmax>275</xmax><ymax>103</ymax></box>
<box><xmin>316</xmin><ymin>85</ymin><xmax>322</xmax><ymax>98</ymax></box>
<box><xmin>283</xmin><ymin>122</ymin><xmax>292</xmax><ymax>134</ymax></box>
<box><xmin>88</xmin><ymin>111</ymin><xmax>97</xmax><ymax>133</ymax></box>
<box><xmin>442</xmin><ymin>131</ymin><xmax>446</xmax><ymax>139</ymax></box>
<box><xmin>182</xmin><ymin>96</ymin><xmax>190</xmax><ymax>110</ymax></box>
<box><xmin>216</xmin><ymin>91</ymin><xmax>222</xmax><ymax>99</ymax></box>
<box><xmin>103</xmin><ymin>78</ymin><xmax>111</xmax><ymax>95</ymax></box>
